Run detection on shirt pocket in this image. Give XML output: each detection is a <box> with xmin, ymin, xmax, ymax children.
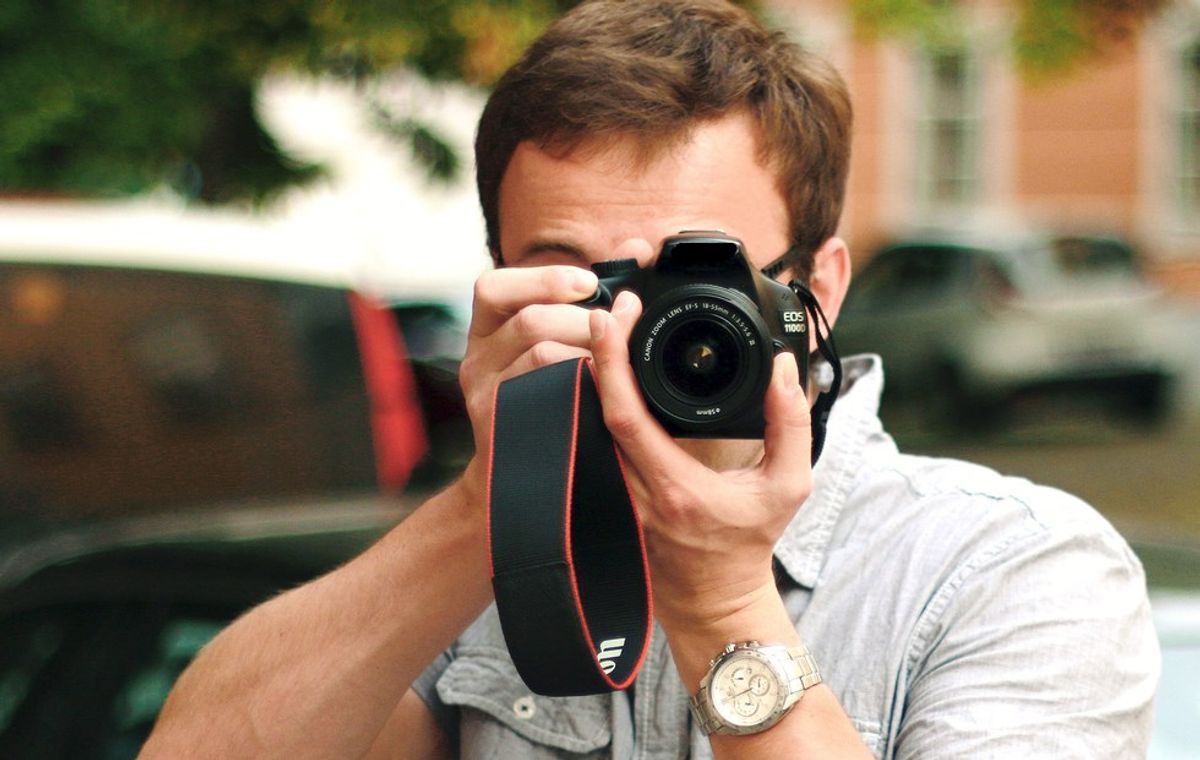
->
<box><xmin>436</xmin><ymin>646</ymin><xmax>612</xmax><ymax>759</ymax></box>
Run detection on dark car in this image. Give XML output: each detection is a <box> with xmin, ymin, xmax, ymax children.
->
<box><xmin>0</xmin><ymin>502</ymin><xmax>405</xmax><ymax>758</ymax></box>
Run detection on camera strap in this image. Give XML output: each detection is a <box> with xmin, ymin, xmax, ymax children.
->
<box><xmin>788</xmin><ymin>281</ymin><xmax>842</xmax><ymax>464</ymax></box>
<box><xmin>488</xmin><ymin>357</ymin><xmax>653</xmax><ymax>696</ymax></box>
<box><xmin>487</xmin><ymin>285</ymin><xmax>841</xmax><ymax>697</ymax></box>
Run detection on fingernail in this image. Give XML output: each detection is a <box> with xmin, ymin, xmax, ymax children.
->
<box><xmin>613</xmin><ymin>290</ymin><xmax>635</xmax><ymax>314</ymax></box>
<box><xmin>778</xmin><ymin>353</ymin><xmax>800</xmax><ymax>390</ymax></box>
<box><xmin>573</xmin><ymin>268</ymin><xmax>599</xmax><ymax>293</ymax></box>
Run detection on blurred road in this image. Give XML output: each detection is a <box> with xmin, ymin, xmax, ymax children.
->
<box><xmin>881</xmin><ymin>300</ymin><xmax>1200</xmax><ymax>543</ymax></box>
<box><xmin>930</xmin><ymin>423</ymin><xmax>1200</xmax><ymax>541</ymax></box>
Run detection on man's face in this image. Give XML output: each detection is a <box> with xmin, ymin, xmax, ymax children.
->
<box><xmin>496</xmin><ymin>111</ymin><xmax>791</xmax><ymax>275</ymax></box>
<box><xmin>495</xmin><ymin>112</ymin><xmax>794</xmax><ymax>470</ymax></box>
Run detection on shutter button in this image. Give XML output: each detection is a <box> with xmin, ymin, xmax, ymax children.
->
<box><xmin>513</xmin><ymin>696</ymin><xmax>537</xmax><ymax>720</ymax></box>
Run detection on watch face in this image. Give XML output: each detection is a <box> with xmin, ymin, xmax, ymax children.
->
<box><xmin>710</xmin><ymin>651</ymin><xmax>783</xmax><ymax>728</ymax></box>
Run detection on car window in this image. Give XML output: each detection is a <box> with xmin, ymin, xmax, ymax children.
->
<box><xmin>110</xmin><ymin>618</ymin><xmax>225</xmax><ymax>753</ymax></box>
<box><xmin>0</xmin><ymin>263</ymin><xmax>376</xmax><ymax>524</ymax></box>
<box><xmin>848</xmin><ymin>245</ymin><xmax>971</xmax><ymax>311</ymax></box>
<box><xmin>0</xmin><ymin>601</ymin><xmax>233</xmax><ymax>760</ymax></box>
<box><xmin>0</xmin><ymin>616</ymin><xmax>65</xmax><ymax>737</ymax></box>
<box><xmin>1050</xmin><ymin>236</ymin><xmax>1139</xmax><ymax>277</ymax></box>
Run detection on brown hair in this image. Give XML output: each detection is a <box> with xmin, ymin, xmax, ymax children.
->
<box><xmin>474</xmin><ymin>0</ymin><xmax>853</xmax><ymax>280</ymax></box>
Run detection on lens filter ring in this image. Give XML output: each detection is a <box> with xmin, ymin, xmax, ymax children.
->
<box><xmin>630</xmin><ymin>285</ymin><xmax>773</xmax><ymax>433</ymax></box>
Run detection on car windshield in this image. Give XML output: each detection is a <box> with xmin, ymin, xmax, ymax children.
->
<box><xmin>1050</xmin><ymin>236</ymin><xmax>1139</xmax><ymax>278</ymax></box>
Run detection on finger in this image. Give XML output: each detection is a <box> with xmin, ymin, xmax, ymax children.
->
<box><xmin>588</xmin><ymin>292</ymin><xmax>702</xmax><ymax>477</ymax></box>
<box><xmin>487</xmin><ymin>303</ymin><xmax>593</xmax><ymax>364</ymax></box>
<box><xmin>470</xmin><ymin>266</ymin><xmax>598</xmax><ymax>338</ymax></box>
<box><xmin>759</xmin><ymin>352</ymin><xmax>813</xmax><ymax>493</ymax></box>
<box><xmin>498</xmin><ymin>342</ymin><xmax>592</xmax><ymax>383</ymax></box>
<box><xmin>461</xmin><ymin>303</ymin><xmax>591</xmax><ymax>399</ymax></box>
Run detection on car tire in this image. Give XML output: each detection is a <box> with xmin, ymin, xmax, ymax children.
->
<box><xmin>928</xmin><ymin>362</ymin><xmax>1002</xmax><ymax>436</ymax></box>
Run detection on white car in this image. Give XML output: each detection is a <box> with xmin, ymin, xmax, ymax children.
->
<box><xmin>835</xmin><ymin>225</ymin><xmax>1186</xmax><ymax>429</ymax></box>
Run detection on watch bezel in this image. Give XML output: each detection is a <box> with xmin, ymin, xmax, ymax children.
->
<box><xmin>707</xmin><ymin>646</ymin><xmax>792</xmax><ymax>731</ymax></box>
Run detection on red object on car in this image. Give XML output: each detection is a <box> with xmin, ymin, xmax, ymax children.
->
<box><xmin>349</xmin><ymin>292</ymin><xmax>429</xmax><ymax>493</ymax></box>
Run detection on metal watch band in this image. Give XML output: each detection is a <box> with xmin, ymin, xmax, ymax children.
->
<box><xmin>689</xmin><ymin>642</ymin><xmax>823</xmax><ymax>736</ymax></box>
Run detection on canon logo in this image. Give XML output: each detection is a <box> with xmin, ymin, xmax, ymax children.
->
<box><xmin>597</xmin><ymin>638</ymin><xmax>626</xmax><ymax>675</ymax></box>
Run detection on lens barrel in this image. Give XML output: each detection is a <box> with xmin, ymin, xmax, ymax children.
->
<box><xmin>630</xmin><ymin>284</ymin><xmax>773</xmax><ymax>433</ymax></box>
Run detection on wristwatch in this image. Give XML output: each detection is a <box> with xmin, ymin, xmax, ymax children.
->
<box><xmin>688</xmin><ymin>641</ymin><xmax>822</xmax><ymax>736</ymax></box>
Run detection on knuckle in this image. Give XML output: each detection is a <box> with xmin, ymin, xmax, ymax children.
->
<box><xmin>512</xmin><ymin>304</ymin><xmax>545</xmax><ymax>339</ymax></box>
<box><xmin>772</xmin><ymin>473</ymin><xmax>810</xmax><ymax>508</ymax></box>
<box><xmin>458</xmin><ymin>352</ymin><xmax>481</xmax><ymax>387</ymax></box>
<box><xmin>602</xmin><ymin>407</ymin><xmax>641</xmax><ymax>441</ymax></box>
<box><xmin>471</xmin><ymin>272</ymin><xmax>498</xmax><ymax>306</ymax></box>
<box><xmin>463</xmin><ymin>387</ymin><xmax>492</xmax><ymax>424</ymax></box>
<box><xmin>654</xmin><ymin>482</ymin><xmax>698</xmax><ymax>522</ymax></box>
<box><xmin>528</xmin><ymin>341</ymin><xmax>561</xmax><ymax>368</ymax></box>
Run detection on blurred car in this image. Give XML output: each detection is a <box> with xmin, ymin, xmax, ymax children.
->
<box><xmin>0</xmin><ymin>199</ymin><xmax>475</xmax><ymax>527</ymax></box>
<box><xmin>835</xmin><ymin>225</ymin><xmax>1184</xmax><ymax>429</ymax></box>
<box><xmin>0</xmin><ymin>502</ymin><xmax>402</xmax><ymax>758</ymax></box>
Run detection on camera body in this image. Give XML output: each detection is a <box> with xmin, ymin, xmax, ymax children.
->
<box><xmin>582</xmin><ymin>231</ymin><xmax>810</xmax><ymax>438</ymax></box>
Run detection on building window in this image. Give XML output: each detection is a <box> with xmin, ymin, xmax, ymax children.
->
<box><xmin>917</xmin><ymin>48</ymin><xmax>981</xmax><ymax>210</ymax></box>
<box><xmin>1178</xmin><ymin>39</ymin><xmax>1200</xmax><ymax>216</ymax></box>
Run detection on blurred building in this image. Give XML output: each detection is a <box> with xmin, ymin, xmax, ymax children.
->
<box><xmin>771</xmin><ymin>0</ymin><xmax>1200</xmax><ymax>295</ymax></box>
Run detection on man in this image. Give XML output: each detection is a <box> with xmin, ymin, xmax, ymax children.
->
<box><xmin>141</xmin><ymin>1</ymin><xmax>1159</xmax><ymax>758</ymax></box>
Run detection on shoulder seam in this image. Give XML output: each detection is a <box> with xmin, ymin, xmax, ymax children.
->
<box><xmin>903</xmin><ymin>515</ymin><xmax>1046</xmax><ymax>674</ymax></box>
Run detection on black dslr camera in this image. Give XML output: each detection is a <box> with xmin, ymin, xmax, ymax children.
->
<box><xmin>581</xmin><ymin>231</ymin><xmax>811</xmax><ymax>438</ymax></box>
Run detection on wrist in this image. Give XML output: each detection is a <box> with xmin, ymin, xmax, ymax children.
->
<box><xmin>651</xmin><ymin>562</ymin><xmax>778</xmax><ymax>635</ymax></box>
<box><xmin>657</xmin><ymin>580</ymin><xmax>799</xmax><ymax>692</ymax></box>
<box><xmin>454</xmin><ymin>455</ymin><xmax>489</xmax><ymax>514</ymax></box>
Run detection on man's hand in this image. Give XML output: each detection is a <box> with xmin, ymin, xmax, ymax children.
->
<box><xmin>586</xmin><ymin>289</ymin><xmax>813</xmax><ymax>632</ymax></box>
<box><xmin>458</xmin><ymin>265</ymin><xmax>600</xmax><ymax>493</ymax></box>
<box><xmin>588</xmin><ymin>290</ymin><xmax>872</xmax><ymax>760</ymax></box>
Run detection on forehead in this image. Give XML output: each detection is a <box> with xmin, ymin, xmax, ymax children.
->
<box><xmin>495</xmin><ymin>113</ymin><xmax>790</xmax><ymax>268</ymax></box>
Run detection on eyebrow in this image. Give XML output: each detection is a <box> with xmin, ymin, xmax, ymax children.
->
<box><xmin>514</xmin><ymin>239</ymin><xmax>589</xmax><ymax>263</ymax></box>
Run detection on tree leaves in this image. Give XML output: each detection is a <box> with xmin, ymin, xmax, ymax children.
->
<box><xmin>849</xmin><ymin>0</ymin><xmax>1168</xmax><ymax>77</ymax></box>
<box><xmin>0</xmin><ymin>0</ymin><xmax>1168</xmax><ymax>204</ymax></box>
<box><xmin>0</xmin><ymin>0</ymin><xmax>565</xmax><ymax>202</ymax></box>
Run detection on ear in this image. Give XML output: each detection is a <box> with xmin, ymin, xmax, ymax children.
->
<box><xmin>807</xmin><ymin>236</ymin><xmax>851</xmax><ymax>330</ymax></box>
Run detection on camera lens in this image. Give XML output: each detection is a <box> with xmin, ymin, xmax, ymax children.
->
<box><xmin>630</xmin><ymin>284</ymin><xmax>773</xmax><ymax>434</ymax></box>
<box><xmin>661</xmin><ymin>319</ymin><xmax>741</xmax><ymax>401</ymax></box>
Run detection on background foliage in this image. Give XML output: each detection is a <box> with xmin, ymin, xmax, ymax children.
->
<box><xmin>0</xmin><ymin>0</ymin><xmax>1169</xmax><ymax>204</ymax></box>
<box><xmin>849</xmin><ymin>0</ymin><xmax>1169</xmax><ymax>76</ymax></box>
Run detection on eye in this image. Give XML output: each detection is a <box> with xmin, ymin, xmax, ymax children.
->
<box><xmin>507</xmin><ymin>240</ymin><xmax>589</xmax><ymax>268</ymax></box>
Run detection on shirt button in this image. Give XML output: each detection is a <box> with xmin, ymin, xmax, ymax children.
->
<box><xmin>513</xmin><ymin>696</ymin><xmax>537</xmax><ymax>720</ymax></box>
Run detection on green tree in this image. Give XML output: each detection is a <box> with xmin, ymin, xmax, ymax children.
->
<box><xmin>848</xmin><ymin>0</ymin><xmax>1168</xmax><ymax>77</ymax></box>
<box><xmin>0</xmin><ymin>0</ymin><xmax>1167</xmax><ymax>204</ymax></box>
<box><xmin>0</xmin><ymin>0</ymin><xmax>567</xmax><ymax>202</ymax></box>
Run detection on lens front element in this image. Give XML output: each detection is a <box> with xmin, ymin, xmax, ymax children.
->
<box><xmin>661</xmin><ymin>318</ymin><xmax>742</xmax><ymax>402</ymax></box>
<box><xmin>630</xmin><ymin>284</ymin><xmax>773</xmax><ymax>434</ymax></box>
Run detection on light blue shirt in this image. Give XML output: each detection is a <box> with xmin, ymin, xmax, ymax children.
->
<box><xmin>414</xmin><ymin>355</ymin><xmax>1160</xmax><ymax>758</ymax></box>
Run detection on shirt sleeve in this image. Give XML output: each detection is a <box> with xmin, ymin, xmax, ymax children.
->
<box><xmin>411</xmin><ymin>649</ymin><xmax>458</xmax><ymax>742</ymax></box>
<box><xmin>894</xmin><ymin>508</ymin><xmax>1161</xmax><ymax>759</ymax></box>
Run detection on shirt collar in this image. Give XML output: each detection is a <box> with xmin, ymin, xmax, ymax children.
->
<box><xmin>773</xmin><ymin>354</ymin><xmax>894</xmax><ymax>589</ymax></box>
